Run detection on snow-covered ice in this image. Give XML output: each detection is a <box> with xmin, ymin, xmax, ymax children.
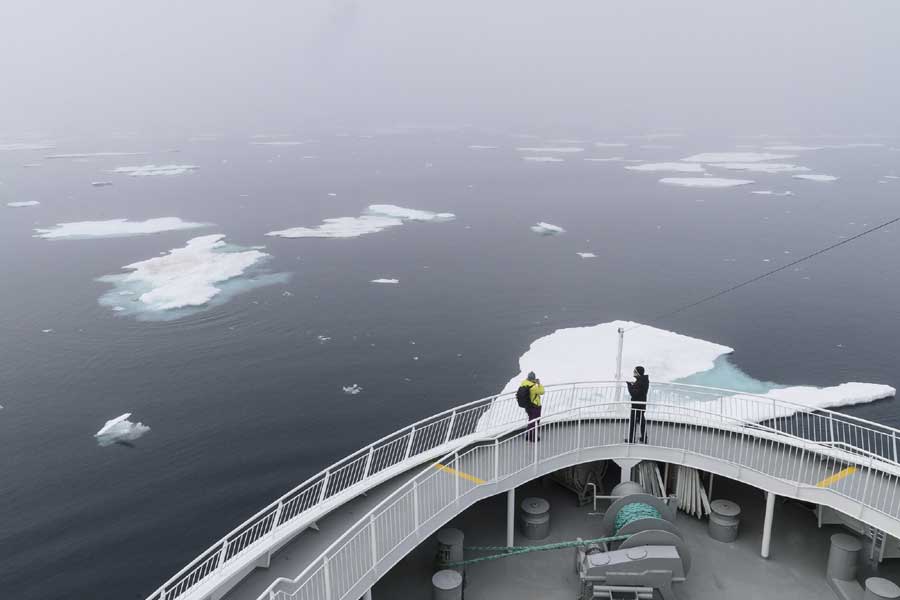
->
<box><xmin>517</xmin><ymin>147</ymin><xmax>584</xmax><ymax>153</ymax></box>
<box><xmin>111</xmin><ymin>165</ymin><xmax>198</xmax><ymax>176</ymax></box>
<box><xmin>682</xmin><ymin>152</ymin><xmax>795</xmax><ymax>163</ymax></box>
<box><xmin>577</xmin><ymin>252</ymin><xmax>597</xmax><ymax>258</ymax></box>
<box><xmin>343</xmin><ymin>384</ymin><xmax>363</xmax><ymax>395</ymax></box>
<box><xmin>267</xmin><ymin>204</ymin><xmax>454</xmax><ymax>239</ymax></box>
<box><xmin>752</xmin><ymin>191</ymin><xmax>794</xmax><ymax>196</ymax></box>
<box><xmin>98</xmin><ymin>234</ymin><xmax>285</xmax><ymax>318</ymax></box>
<box><xmin>94</xmin><ymin>413</ymin><xmax>150</xmax><ymax>446</ymax></box>
<box><xmin>7</xmin><ymin>201</ymin><xmax>40</xmax><ymax>207</ymax></box>
<box><xmin>34</xmin><ymin>217</ymin><xmax>207</xmax><ymax>240</ymax></box>
<box><xmin>522</xmin><ymin>156</ymin><xmax>564</xmax><ymax>162</ymax></box>
<box><xmin>626</xmin><ymin>162</ymin><xmax>705</xmax><ymax>173</ymax></box>
<box><xmin>793</xmin><ymin>174</ymin><xmax>838</xmax><ymax>182</ymax></box>
<box><xmin>660</xmin><ymin>177</ymin><xmax>754</xmax><ymax>188</ymax></box>
<box><xmin>371</xmin><ymin>278</ymin><xmax>399</xmax><ymax>284</ymax></box>
<box><xmin>710</xmin><ymin>163</ymin><xmax>810</xmax><ymax>174</ymax></box>
<box><xmin>531</xmin><ymin>222</ymin><xmax>566</xmax><ymax>235</ymax></box>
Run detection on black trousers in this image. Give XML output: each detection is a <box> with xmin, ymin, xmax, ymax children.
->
<box><xmin>628</xmin><ymin>407</ymin><xmax>646</xmax><ymax>443</ymax></box>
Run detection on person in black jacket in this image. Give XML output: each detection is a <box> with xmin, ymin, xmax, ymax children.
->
<box><xmin>627</xmin><ymin>366</ymin><xmax>650</xmax><ymax>443</ymax></box>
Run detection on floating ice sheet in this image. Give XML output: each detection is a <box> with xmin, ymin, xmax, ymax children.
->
<box><xmin>47</xmin><ymin>152</ymin><xmax>146</xmax><ymax>159</ymax></box>
<box><xmin>0</xmin><ymin>142</ymin><xmax>56</xmax><ymax>151</ymax></box>
<box><xmin>250</xmin><ymin>141</ymin><xmax>308</xmax><ymax>146</ymax></box>
<box><xmin>752</xmin><ymin>190</ymin><xmax>794</xmax><ymax>196</ymax></box>
<box><xmin>98</xmin><ymin>234</ymin><xmax>286</xmax><ymax>319</ymax></box>
<box><xmin>531</xmin><ymin>222</ymin><xmax>565</xmax><ymax>235</ymax></box>
<box><xmin>626</xmin><ymin>162</ymin><xmax>705</xmax><ymax>173</ymax></box>
<box><xmin>660</xmin><ymin>177</ymin><xmax>754</xmax><ymax>188</ymax></box>
<box><xmin>517</xmin><ymin>147</ymin><xmax>584</xmax><ymax>153</ymax></box>
<box><xmin>111</xmin><ymin>164</ymin><xmax>198</xmax><ymax>176</ymax></box>
<box><xmin>343</xmin><ymin>384</ymin><xmax>363</xmax><ymax>395</ymax></box>
<box><xmin>594</xmin><ymin>142</ymin><xmax>629</xmax><ymax>147</ymax></box>
<box><xmin>267</xmin><ymin>205</ymin><xmax>454</xmax><ymax>239</ymax></box>
<box><xmin>682</xmin><ymin>152</ymin><xmax>795</xmax><ymax>163</ymax></box>
<box><xmin>584</xmin><ymin>157</ymin><xmax>625</xmax><ymax>162</ymax></box>
<box><xmin>793</xmin><ymin>174</ymin><xmax>838</xmax><ymax>182</ymax></box>
<box><xmin>371</xmin><ymin>278</ymin><xmax>399</xmax><ymax>284</ymax></box>
<box><xmin>7</xmin><ymin>201</ymin><xmax>40</xmax><ymax>207</ymax></box>
<box><xmin>34</xmin><ymin>217</ymin><xmax>207</xmax><ymax>239</ymax></box>
<box><xmin>577</xmin><ymin>252</ymin><xmax>597</xmax><ymax>258</ymax></box>
<box><xmin>94</xmin><ymin>413</ymin><xmax>150</xmax><ymax>446</ymax></box>
<box><xmin>710</xmin><ymin>163</ymin><xmax>810</xmax><ymax>174</ymax></box>
<box><xmin>763</xmin><ymin>145</ymin><xmax>824</xmax><ymax>151</ymax></box>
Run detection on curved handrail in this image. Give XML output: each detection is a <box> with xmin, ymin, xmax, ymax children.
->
<box><xmin>146</xmin><ymin>381</ymin><xmax>896</xmax><ymax>600</ymax></box>
<box><xmin>271</xmin><ymin>394</ymin><xmax>900</xmax><ymax>600</ymax></box>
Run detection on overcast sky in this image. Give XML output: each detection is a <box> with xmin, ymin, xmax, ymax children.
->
<box><xmin>2</xmin><ymin>0</ymin><xmax>899</xmax><ymax>137</ymax></box>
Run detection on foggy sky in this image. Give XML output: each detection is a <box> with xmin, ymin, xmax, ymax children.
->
<box><xmin>2</xmin><ymin>0</ymin><xmax>899</xmax><ymax>137</ymax></box>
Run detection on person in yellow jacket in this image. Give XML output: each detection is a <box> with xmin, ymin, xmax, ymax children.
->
<box><xmin>517</xmin><ymin>371</ymin><xmax>545</xmax><ymax>442</ymax></box>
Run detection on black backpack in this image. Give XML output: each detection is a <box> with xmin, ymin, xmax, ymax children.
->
<box><xmin>516</xmin><ymin>384</ymin><xmax>532</xmax><ymax>408</ymax></box>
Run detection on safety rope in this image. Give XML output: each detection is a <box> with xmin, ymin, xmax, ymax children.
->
<box><xmin>439</xmin><ymin>535</ymin><xmax>630</xmax><ymax>568</ymax></box>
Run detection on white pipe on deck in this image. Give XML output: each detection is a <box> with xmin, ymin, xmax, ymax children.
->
<box><xmin>761</xmin><ymin>492</ymin><xmax>776</xmax><ymax>558</ymax></box>
<box><xmin>507</xmin><ymin>489</ymin><xmax>515</xmax><ymax>548</ymax></box>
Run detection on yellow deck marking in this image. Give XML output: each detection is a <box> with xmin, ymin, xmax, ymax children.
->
<box><xmin>434</xmin><ymin>463</ymin><xmax>486</xmax><ymax>485</ymax></box>
<box><xmin>817</xmin><ymin>466</ymin><xmax>857</xmax><ymax>488</ymax></box>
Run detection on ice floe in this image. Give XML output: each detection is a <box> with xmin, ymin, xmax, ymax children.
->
<box><xmin>660</xmin><ymin>177</ymin><xmax>754</xmax><ymax>188</ymax></box>
<box><xmin>594</xmin><ymin>142</ymin><xmax>629</xmax><ymax>147</ymax></box>
<box><xmin>577</xmin><ymin>252</ymin><xmax>597</xmax><ymax>258</ymax></box>
<box><xmin>7</xmin><ymin>201</ymin><xmax>40</xmax><ymax>207</ymax></box>
<box><xmin>522</xmin><ymin>156</ymin><xmax>564</xmax><ymax>163</ymax></box>
<box><xmin>34</xmin><ymin>217</ymin><xmax>207</xmax><ymax>240</ymax></box>
<box><xmin>98</xmin><ymin>234</ymin><xmax>285</xmax><ymax>318</ymax></box>
<box><xmin>371</xmin><ymin>278</ymin><xmax>399</xmax><ymax>284</ymax></box>
<box><xmin>46</xmin><ymin>152</ymin><xmax>146</xmax><ymax>159</ymax></box>
<box><xmin>752</xmin><ymin>191</ymin><xmax>794</xmax><ymax>196</ymax></box>
<box><xmin>91</xmin><ymin>181</ymin><xmax>113</xmax><ymax>187</ymax></box>
<box><xmin>710</xmin><ymin>163</ymin><xmax>810</xmax><ymax>174</ymax></box>
<box><xmin>793</xmin><ymin>174</ymin><xmax>838</xmax><ymax>182</ymax></box>
<box><xmin>682</xmin><ymin>152</ymin><xmax>794</xmax><ymax>163</ymax></box>
<box><xmin>111</xmin><ymin>164</ymin><xmax>198</xmax><ymax>176</ymax></box>
<box><xmin>267</xmin><ymin>205</ymin><xmax>455</xmax><ymax>239</ymax></box>
<box><xmin>343</xmin><ymin>384</ymin><xmax>363</xmax><ymax>395</ymax></box>
<box><xmin>250</xmin><ymin>141</ymin><xmax>308</xmax><ymax>146</ymax></box>
<box><xmin>584</xmin><ymin>157</ymin><xmax>625</xmax><ymax>162</ymax></box>
<box><xmin>517</xmin><ymin>147</ymin><xmax>584</xmax><ymax>153</ymax></box>
<box><xmin>468</xmin><ymin>145</ymin><xmax>498</xmax><ymax>150</ymax></box>
<box><xmin>481</xmin><ymin>321</ymin><xmax>895</xmax><ymax>429</ymax></box>
<box><xmin>763</xmin><ymin>145</ymin><xmax>824</xmax><ymax>151</ymax></box>
<box><xmin>531</xmin><ymin>222</ymin><xmax>565</xmax><ymax>235</ymax></box>
<box><xmin>626</xmin><ymin>162</ymin><xmax>705</xmax><ymax>173</ymax></box>
<box><xmin>0</xmin><ymin>142</ymin><xmax>56</xmax><ymax>151</ymax></box>
<box><xmin>94</xmin><ymin>413</ymin><xmax>150</xmax><ymax>446</ymax></box>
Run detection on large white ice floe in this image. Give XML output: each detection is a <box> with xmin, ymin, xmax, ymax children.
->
<box><xmin>111</xmin><ymin>164</ymin><xmax>198</xmax><ymax>176</ymax></box>
<box><xmin>478</xmin><ymin>321</ymin><xmax>895</xmax><ymax>430</ymax></box>
<box><xmin>7</xmin><ymin>201</ymin><xmax>40</xmax><ymax>207</ymax></box>
<box><xmin>530</xmin><ymin>222</ymin><xmax>566</xmax><ymax>235</ymax></box>
<box><xmin>793</xmin><ymin>174</ymin><xmax>838</xmax><ymax>182</ymax></box>
<box><xmin>710</xmin><ymin>163</ymin><xmax>810</xmax><ymax>174</ymax></box>
<box><xmin>34</xmin><ymin>217</ymin><xmax>207</xmax><ymax>240</ymax></box>
<box><xmin>98</xmin><ymin>234</ymin><xmax>285</xmax><ymax>318</ymax></box>
<box><xmin>94</xmin><ymin>413</ymin><xmax>150</xmax><ymax>446</ymax></box>
<box><xmin>682</xmin><ymin>152</ymin><xmax>795</xmax><ymax>163</ymax></box>
<box><xmin>266</xmin><ymin>205</ymin><xmax>455</xmax><ymax>239</ymax></box>
<box><xmin>626</xmin><ymin>162</ymin><xmax>705</xmax><ymax>173</ymax></box>
<box><xmin>660</xmin><ymin>177</ymin><xmax>754</xmax><ymax>188</ymax></box>
<box><xmin>516</xmin><ymin>147</ymin><xmax>584</xmax><ymax>153</ymax></box>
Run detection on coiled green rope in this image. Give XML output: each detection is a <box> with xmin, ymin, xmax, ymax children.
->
<box><xmin>614</xmin><ymin>502</ymin><xmax>661</xmax><ymax>533</ymax></box>
<box><xmin>440</xmin><ymin>535</ymin><xmax>629</xmax><ymax>568</ymax></box>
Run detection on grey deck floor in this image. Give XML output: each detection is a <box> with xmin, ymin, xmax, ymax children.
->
<box><xmin>221</xmin><ymin>420</ymin><xmax>900</xmax><ymax>600</ymax></box>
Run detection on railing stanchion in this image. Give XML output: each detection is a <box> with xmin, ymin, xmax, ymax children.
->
<box><xmin>403</xmin><ymin>427</ymin><xmax>416</xmax><ymax>461</ymax></box>
<box><xmin>445</xmin><ymin>411</ymin><xmax>457</xmax><ymax>444</ymax></box>
<box><xmin>893</xmin><ymin>431</ymin><xmax>897</xmax><ymax>463</ymax></box>
<box><xmin>369</xmin><ymin>514</ymin><xmax>378</xmax><ymax>572</ymax></box>
<box><xmin>323</xmin><ymin>557</ymin><xmax>332</xmax><ymax>600</ymax></box>
<box><xmin>493</xmin><ymin>439</ymin><xmax>500</xmax><ymax>480</ymax></box>
<box><xmin>318</xmin><ymin>472</ymin><xmax>330</xmax><ymax>503</ymax></box>
<box><xmin>454</xmin><ymin>452</ymin><xmax>460</xmax><ymax>504</ymax></box>
<box><xmin>413</xmin><ymin>481</ymin><xmax>420</xmax><ymax>529</ymax></box>
<box><xmin>362</xmin><ymin>447</ymin><xmax>374</xmax><ymax>479</ymax></box>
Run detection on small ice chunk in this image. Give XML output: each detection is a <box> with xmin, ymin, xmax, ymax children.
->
<box><xmin>516</xmin><ymin>147</ymin><xmax>584</xmax><ymax>153</ymax></box>
<box><xmin>468</xmin><ymin>145</ymin><xmax>498</xmax><ymax>149</ymax></box>
<box><xmin>584</xmin><ymin>157</ymin><xmax>624</xmax><ymax>162</ymax></box>
<box><xmin>371</xmin><ymin>278</ymin><xmax>399</xmax><ymax>284</ymax></box>
<box><xmin>41</xmin><ymin>328</ymin><xmax>54</xmax><ymax>333</ymax></box>
<box><xmin>626</xmin><ymin>162</ymin><xmax>705</xmax><ymax>173</ymax></box>
<box><xmin>0</xmin><ymin>142</ymin><xmax>56</xmax><ymax>151</ymax></box>
<box><xmin>710</xmin><ymin>163</ymin><xmax>810</xmax><ymax>174</ymax></box>
<box><xmin>91</xmin><ymin>181</ymin><xmax>113</xmax><ymax>187</ymax></box>
<box><xmin>660</xmin><ymin>177</ymin><xmax>754</xmax><ymax>188</ymax></box>
<box><xmin>764</xmin><ymin>145</ymin><xmax>824</xmax><ymax>151</ymax></box>
<box><xmin>23</xmin><ymin>163</ymin><xmax>42</xmax><ymax>168</ymax></box>
<box><xmin>682</xmin><ymin>152</ymin><xmax>794</xmax><ymax>163</ymax></box>
<box><xmin>7</xmin><ymin>201</ymin><xmax>40</xmax><ymax>207</ymax></box>
<box><xmin>47</xmin><ymin>152</ymin><xmax>146</xmax><ymax>159</ymax></box>
<box><xmin>327</xmin><ymin>193</ymin><xmax>338</xmax><ymax>196</ymax></box>
<box><xmin>577</xmin><ymin>252</ymin><xmax>597</xmax><ymax>258</ymax></box>
<box><xmin>111</xmin><ymin>164</ymin><xmax>198</xmax><ymax>177</ymax></box>
<box><xmin>523</xmin><ymin>156</ymin><xmax>564</xmax><ymax>162</ymax></box>
<box><xmin>282</xmin><ymin>291</ymin><xmax>293</xmax><ymax>296</ymax></box>
<box><xmin>250</xmin><ymin>141</ymin><xmax>307</xmax><ymax>146</ymax></box>
<box><xmin>317</xmin><ymin>335</ymin><xmax>331</xmax><ymax>343</ymax></box>
<box><xmin>343</xmin><ymin>384</ymin><xmax>362</xmax><ymax>395</ymax></box>
<box><xmin>94</xmin><ymin>413</ymin><xmax>150</xmax><ymax>446</ymax></box>
<box><xmin>34</xmin><ymin>217</ymin><xmax>207</xmax><ymax>239</ymax></box>
<box><xmin>793</xmin><ymin>174</ymin><xmax>838</xmax><ymax>182</ymax></box>
<box><xmin>751</xmin><ymin>190</ymin><xmax>794</xmax><ymax>196</ymax></box>
<box><xmin>531</xmin><ymin>222</ymin><xmax>566</xmax><ymax>235</ymax></box>
<box><xmin>885</xmin><ymin>175</ymin><xmax>899</xmax><ymax>180</ymax></box>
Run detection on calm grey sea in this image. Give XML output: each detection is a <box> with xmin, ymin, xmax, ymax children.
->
<box><xmin>1</xmin><ymin>131</ymin><xmax>898</xmax><ymax>599</ymax></box>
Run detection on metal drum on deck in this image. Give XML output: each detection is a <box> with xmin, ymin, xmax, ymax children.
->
<box><xmin>865</xmin><ymin>577</ymin><xmax>900</xmax><ymax>600</ymax></box>
<box><xmin>520</xmin><ymin>497</ymin><xmax>551</xmax><ymax>540</ymax></box>
<box><xmin>827</xmin><ymin>533</ymin><xmax>862</xmax><ymax>581</ymax></box>
<box><xmin>708</xmin><ymin>499</ymin><xmax>741</xmax><ymax>542</ymax></box>
<box><xmin>432</xmin><ymin>569</ymin><xmax>463</xmax><ymax>600</ymax></box>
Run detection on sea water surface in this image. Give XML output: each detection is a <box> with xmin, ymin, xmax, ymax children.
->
<box><xmin>1</xmin><ymin>130</ymin><xmax>898</xmax><ymax>599</ymax></box>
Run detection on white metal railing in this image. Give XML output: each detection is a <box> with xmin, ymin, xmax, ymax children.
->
<box><xmin>146</xmin><ymin>382</ymin><xmax>897</xmax><ymax>600</ymax></box>
<box><xmin>270</xmin><ymin>389</ymin><xmax>900</xmax><ymax>600</ymax></box>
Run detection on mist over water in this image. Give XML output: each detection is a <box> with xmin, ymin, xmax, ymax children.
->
<box><xmin>2</xmin><ymin>2</ymin><xmax>900</xmax><ymax>599</ymax></box>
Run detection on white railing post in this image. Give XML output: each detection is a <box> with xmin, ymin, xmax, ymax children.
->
<box><xmin>445</xmin><ymin>411</ymin><xmax>457</xmax><ymax>444</ymax></box>
<box><xmin>829</xmin><ymin>413</ymin><xmax>836</xmax><ymax>444</ymax></box>
<box><xmin>454</xmin><ymin>452</ymin><xmax>460</xmax><ymax>503</ymax></box>
<box><xmin>893</xmin><ymin>431</ymin><xmax>898</xmax><ymax>463</ymax></box>
<box><xmin>362</xmin><ymin>447</ymin><xmax>374</xmax><ymax>479</ymax></box>
<box><xmin>369</xmin><ymin>514</ymin><xmax>378</xmax><ymax>571</ymax></box>
<box><xmin>318</xmin><ymin>472</ymin><xmax>330</xmax><ymax>504</ymax></box>
<box><xmin>493</xmin><ymin>439</ymin><xmax>500</xmax><ymax>480</ymax></box>
<box><xmin>323</xmin><ymin>557</ymin><xmax>332</xmax><ymax>600</ymax></box>
<box><xmin>270</xmin><ymin>502</ymin><xmax>284</xmax><ymax>536</ymax></box>
<box><xmin>413</xmin><ymin>481</ymin><xmax>420</xmax><ymax>529</ymax></box>
<box><xmin>403</xmin><ymin>427</ymin><xmax>416</xmax><ymax>461</ymax></box>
